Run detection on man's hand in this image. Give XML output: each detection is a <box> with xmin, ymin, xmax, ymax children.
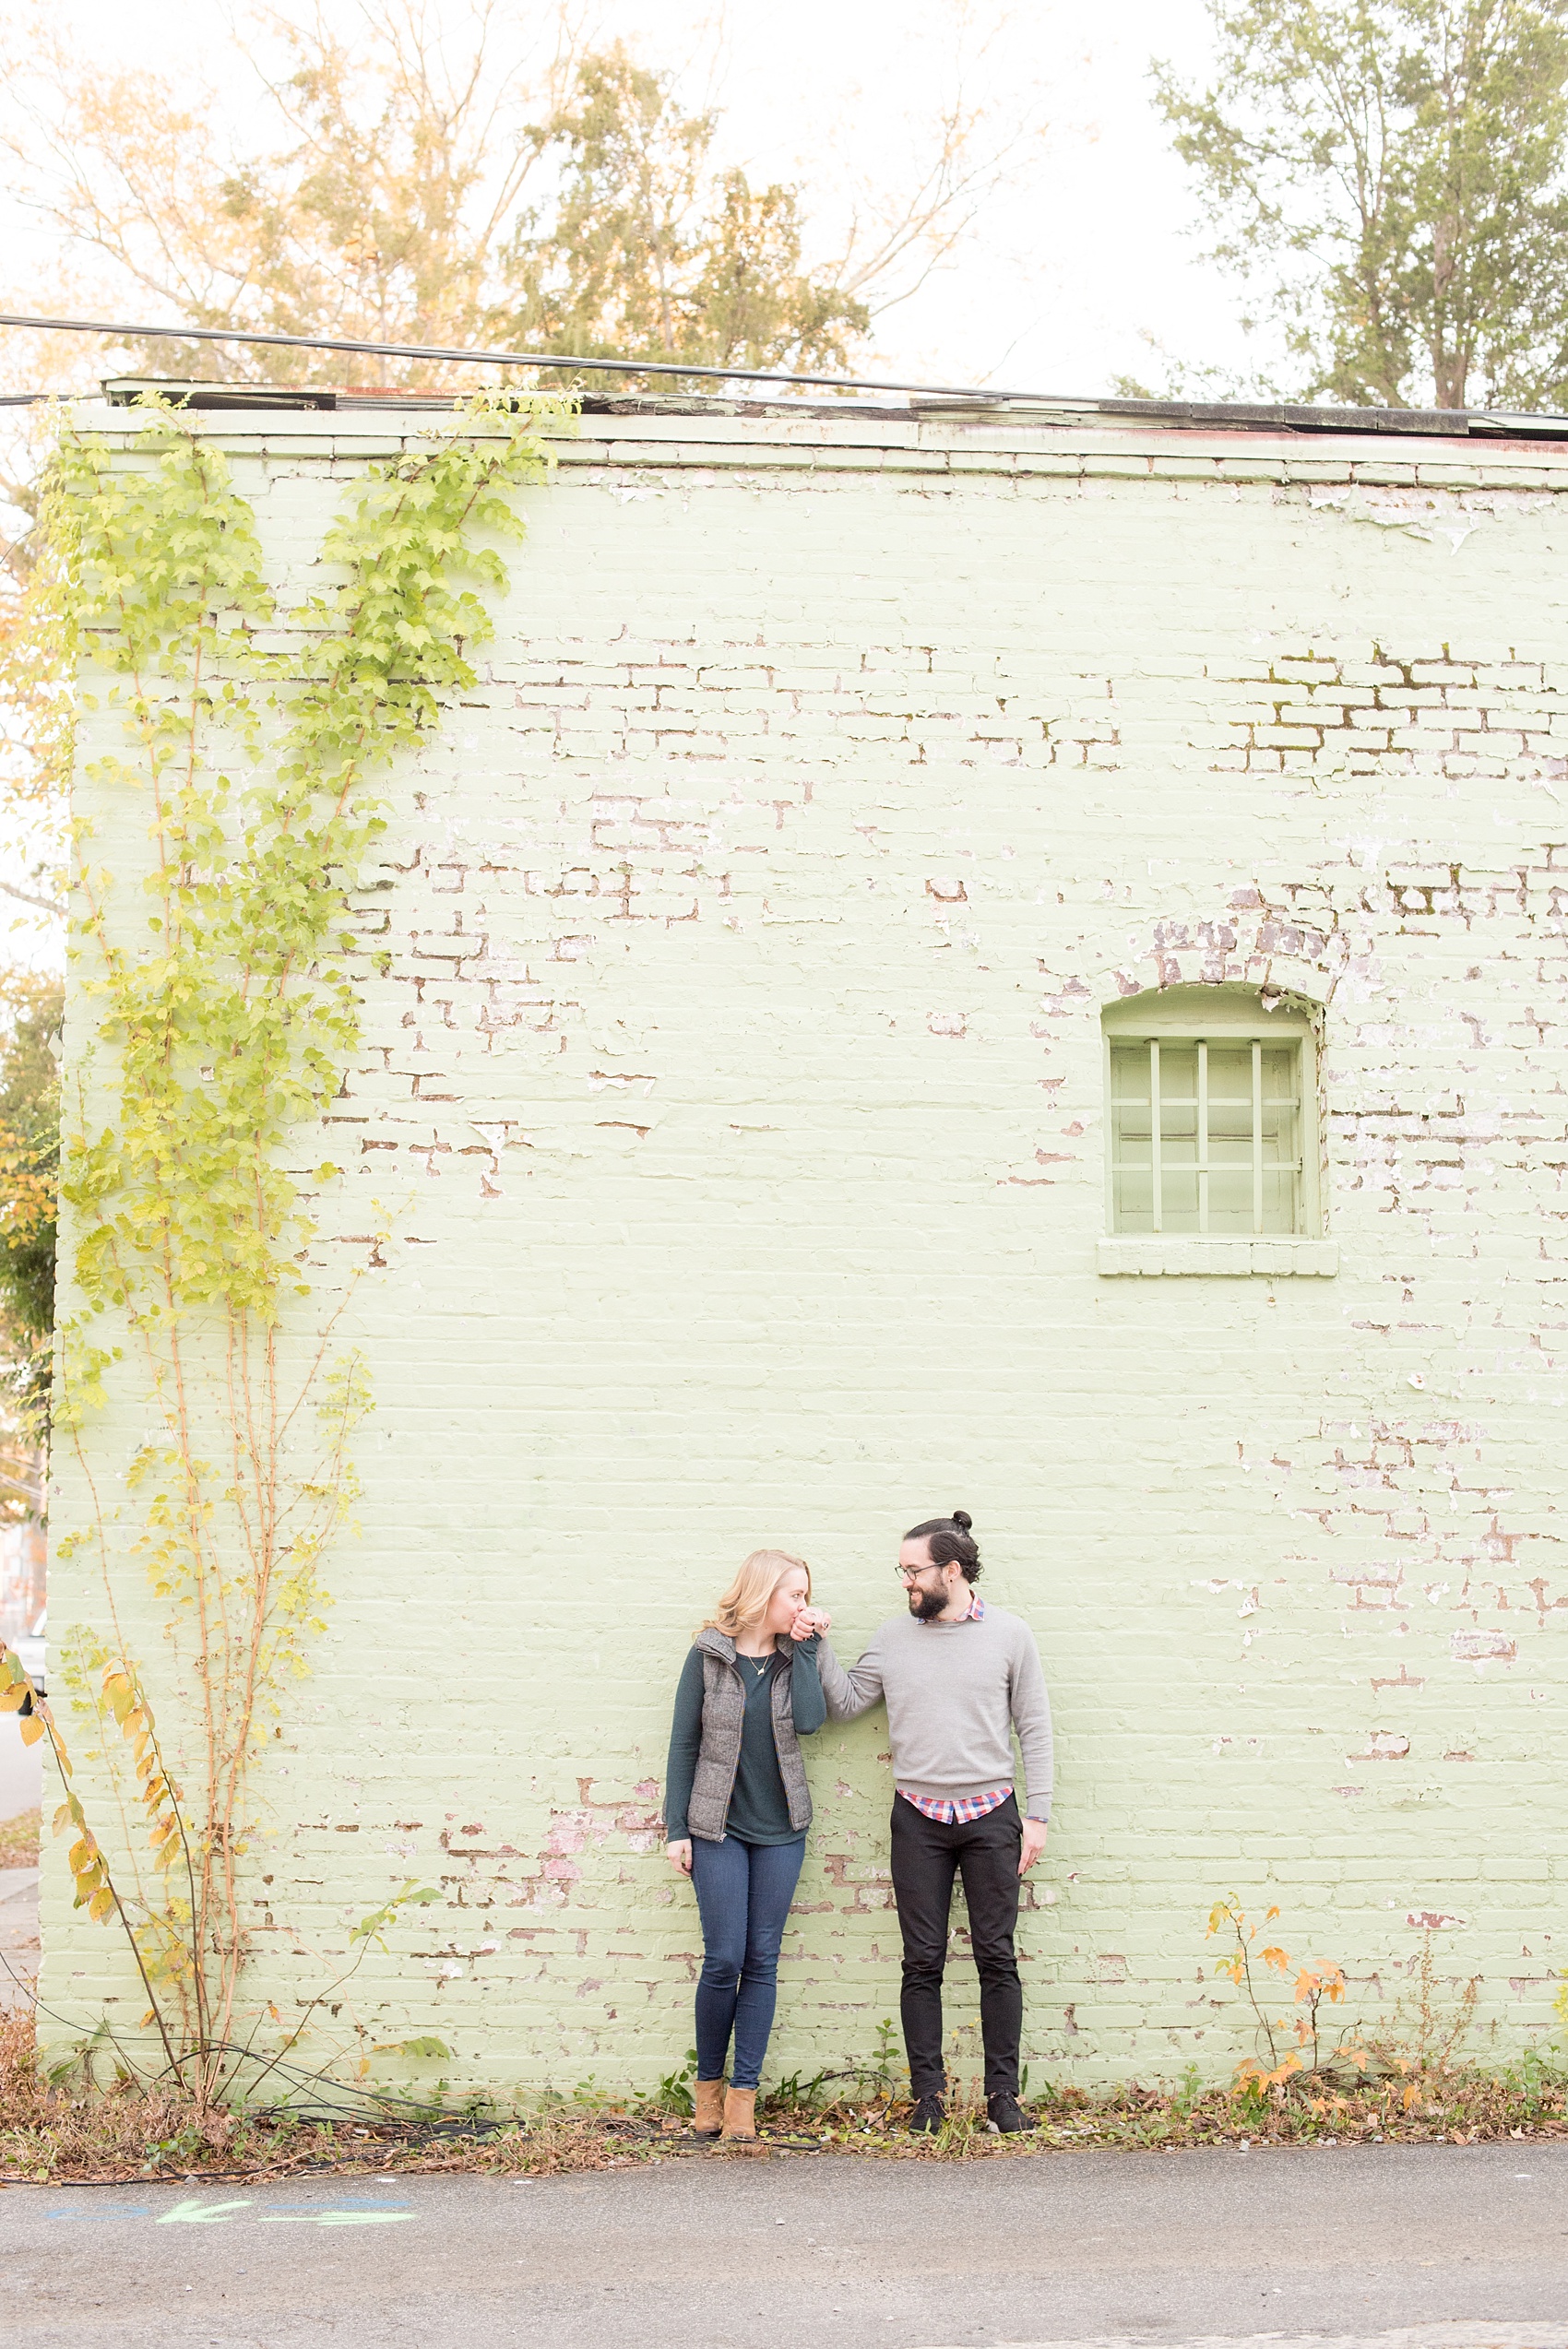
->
<box><xmin>790</xmin><ymin>1606</ymin><xmax>831</xmax><ymax>1641</ymax></box>
<box><xmin>666</xmin><ymin>1839</ymin><xmax>693</xmax><ymax>1875</ymax></box>
<box><xmin>1018</xmin><ymin>1819</ymin><xmax>1049</xmax><ymax>1876</ymax></box>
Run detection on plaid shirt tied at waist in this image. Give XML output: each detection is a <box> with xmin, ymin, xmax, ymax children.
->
<box><xmin>897</xmin><ymin>1785</ymin><xmax>1014</xmax><ymax>1824</ymax></box>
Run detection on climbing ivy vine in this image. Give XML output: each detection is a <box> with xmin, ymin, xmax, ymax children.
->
<box><xmin>5</xmin><ymin>391</ymin><xmax>570</xmax><ymax>2104</ymax></box>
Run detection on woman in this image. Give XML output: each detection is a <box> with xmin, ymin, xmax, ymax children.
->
<box><xmin>664</xmin><ymin>1549</ymin><xmax>832</xmax><ymax>2141</ymax></box>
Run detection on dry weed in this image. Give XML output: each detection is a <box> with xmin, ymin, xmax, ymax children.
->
<box><xmin>2</xmin><ymin>1998</ymin><xmax>1564</xmax><ymax>2185</ymax></box>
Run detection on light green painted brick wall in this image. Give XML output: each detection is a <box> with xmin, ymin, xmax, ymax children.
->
<box><xmin>42</xmin><ymin>407</ymin><xmax>1568</xmax><ymax>2095</ymax></box>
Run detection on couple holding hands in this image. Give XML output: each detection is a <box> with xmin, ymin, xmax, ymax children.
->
<box><xmin>663</xmin><ymin>1509</ymin><xmax>1053</xmax><ymax>2142</ymax></box>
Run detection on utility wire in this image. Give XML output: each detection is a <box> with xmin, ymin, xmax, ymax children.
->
<box><xmin>0</xmin><ymin>309</ymin><xmax>1051</xmax><ymax>406</ymax></box>
<box><xmin>11</xmin><ymin>312</ymin><xmax>1568</xmax><ymax>438</ymax></box>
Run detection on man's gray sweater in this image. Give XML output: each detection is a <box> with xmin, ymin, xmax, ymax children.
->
<box><xmin>815</xmin><ymin>1603</ymin><xmax>1053</xmax><ymax>1821</ymax></box>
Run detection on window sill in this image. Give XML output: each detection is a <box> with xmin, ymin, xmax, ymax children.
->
<box><xmin>1097</xmin><ymin>1237</ymin><xmax>1339</xmax><ymax>1277</ymax></box>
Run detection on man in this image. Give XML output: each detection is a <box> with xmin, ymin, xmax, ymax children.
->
<box><xmin>816</xmin><ymin>1509</ymin><xmax>1051</xmax><ymax>2134</ymax></box>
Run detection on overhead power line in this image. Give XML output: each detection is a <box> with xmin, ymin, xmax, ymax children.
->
<box><xmin>0</xmin><ymin>309</ymin><xmax>1037</xmax><ymax>405</ymax></box>
<box><xmin>9</xmin><ymin>309</ymin><xmax>1568</xmax><ymax>441</ymax></box>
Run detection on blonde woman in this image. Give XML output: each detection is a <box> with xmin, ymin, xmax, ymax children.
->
<box><xmin>664</xmin><ymin>1549</ymin><xmax>833</xmax><ymax>2141</ymax></box>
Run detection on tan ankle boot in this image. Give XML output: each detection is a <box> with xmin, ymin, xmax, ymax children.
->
<box><xmin>692</xmin><ymin>2078</ymin><xmax>725</xmax><ymax>2138</ymax></box>
<box><xmin>721</xmin><ymin>2086</ymin><xmax>757</xmax><ymax>2141</ymax></box>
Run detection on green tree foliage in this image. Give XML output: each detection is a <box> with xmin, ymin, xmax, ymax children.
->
<box><xmin>1157</xmin><ymin>0</ymin><xmax>1568</xmax><ymax>409</ymax></box>
<box><xmin>0</xmin><ymin>971</ymin><xmax>61</xmax><ymax>1451</ymax></box>
<box><xmin>0</xmin><ymin>430</ymin><xmax>69</xmax><ymax>1477</ymax></box>
<box><xmin>505</xmin><ymin>48</ymin><xmax>868</xmax><ymax>371</ymax></box>
<box><xmin>0</xmin><ymin>409</ymin><xmax>73</xmax><ymax>919</ymax></box>
<box><xmin>0</xmin><ymin>10</ymin><xmax>871</xmax><ymax>387</ymax></box>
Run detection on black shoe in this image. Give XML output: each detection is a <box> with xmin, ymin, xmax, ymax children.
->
<box><xmin>986</xmin><ymin>2093</ymin><xmax>1036</xmax><ymax>2134</ymax></box>
<box><xmin>907</xmin><ymin>2094</ymin><xmax>945</xmax><ymax>2135</ymax></box>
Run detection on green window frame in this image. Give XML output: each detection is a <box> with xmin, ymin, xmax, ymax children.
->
<box><xmin>1102</xmin><ymin>990</ymin><xmax>1321</xmax><ymax>1241</ymax></box>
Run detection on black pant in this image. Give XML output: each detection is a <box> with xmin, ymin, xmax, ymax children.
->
<box><xmin>889</xmin><ymin>1793</ymin><xmax>1023</xmax><ymax>2098</ymax></box>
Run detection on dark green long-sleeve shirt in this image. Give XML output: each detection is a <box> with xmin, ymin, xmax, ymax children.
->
<box><xmin>664</xmin><ymin>1637</ymin><xmax>826</xmax><ymax>1845</ymax></box>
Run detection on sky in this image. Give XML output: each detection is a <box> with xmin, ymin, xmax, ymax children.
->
<box><xmin>601</xmin><ymin>0</ymin><xmax>1253</xmax><ymax>395</ymax></box>
<box><xmin>727</xmin><ymin>0</ymin><xmax>1253</xmax><ymax>396</ymax></box>
<box><xmin>2</xmin><ymin>0</ymin><xmax>1263</xmax><ymax>400</ymax></box>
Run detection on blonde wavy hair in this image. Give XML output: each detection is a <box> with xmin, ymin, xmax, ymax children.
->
<box><xmin>704</xmin><ymin>1548</ymin><xmax>812</xmax><ymax>1640</ymax></box>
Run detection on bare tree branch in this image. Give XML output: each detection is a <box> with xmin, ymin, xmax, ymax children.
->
<box><xmin>0</xmin><ymin>878</ymin><xmax>63</xmax><ymax>918</ymax></box>
<box><xmin>813</xmin><ymin>2</ymin><xmax>1046</xmax><ymax>322</ymax></box>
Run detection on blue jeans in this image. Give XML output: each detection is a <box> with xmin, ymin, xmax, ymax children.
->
<box><xmin>689</xmin><ymin>1833</ymin><xmax>805</xmax><ymax>2091</ymax></box>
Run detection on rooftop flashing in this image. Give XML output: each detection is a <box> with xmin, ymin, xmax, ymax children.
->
<box><xmin>909</xmin><ymin>390</ymin><xmax>1568</xmax><ymax>440</ymax></box>
<box><xmin>97</xmin><ymin>375</ymin><xmax>912</xmax><ymax>422</ymax></box>
<box><xmin>96</xmin><ymin>374</ymin><xmax>1568</xmax><ymax>444</ymax></box>
<box><xmin>101</xmin><ymin>376</ymin><xmax>454</xmax><ymax>412</ymax></box>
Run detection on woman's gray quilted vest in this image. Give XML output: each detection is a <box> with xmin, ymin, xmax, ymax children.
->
<box><xmin>685</xmin><ymin>1626</ymin><xmax>813</xmax><ymax>1841</ymax></box>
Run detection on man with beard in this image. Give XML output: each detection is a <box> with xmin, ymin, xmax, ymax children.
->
<box><xmin>816</xmin><ymin>1509</ymin><xmax>1052</xmax><ymax>2136</ymax></box>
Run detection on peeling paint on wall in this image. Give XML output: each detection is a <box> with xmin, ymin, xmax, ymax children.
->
<box><xmin>44</xmin><ymin>406</ymin><xmax>1568</xmax><ymax>2091</ymax></box>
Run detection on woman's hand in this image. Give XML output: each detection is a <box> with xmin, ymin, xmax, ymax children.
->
<box><xmin>790</xmin><ymin>1606</ymin><xmax>831</xmax><ymax>1641</ymax></box>
<box><xmin>666</xmin><ymin>1838</ymin><xmax>693</xmax><ymax>1875</ymax></box>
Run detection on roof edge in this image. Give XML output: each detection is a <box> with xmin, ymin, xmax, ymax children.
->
<box><xmin>93</xmin><ymin>375</ymin><xmax>1568</xmax><ymax>444</ymax></box>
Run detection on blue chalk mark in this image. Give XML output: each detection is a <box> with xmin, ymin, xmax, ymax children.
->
<box><xmin>47</xmin><ymin>2207</ymin><xmax>153</xmax><ymax>2220</ymax></box>
<box><xmin>42</xmin><ymin>2196</ymin><xmax>412</xmax><ymax>2229</ymax></box>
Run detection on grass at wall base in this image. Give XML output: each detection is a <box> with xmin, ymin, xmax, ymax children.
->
<box><xmin>0</xmin><ymin>391</ymin><xmax>570</xmax><ymax>2113</ymax></box>
<box><xmin>4</xmin><ymin>1912</ymin><xmax>1567</xmax><ymax>2181</ymax></box>
<box><xmin>3</xmin><ymin>2000</ymin><xmax>1568</xmax><ymax>2181</ymax></box>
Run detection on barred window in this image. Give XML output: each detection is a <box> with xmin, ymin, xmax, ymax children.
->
<box><xmin>1103</xmin><ymin>989</ymin><xmax>1319</xmax><ymax>1240</ymax></box>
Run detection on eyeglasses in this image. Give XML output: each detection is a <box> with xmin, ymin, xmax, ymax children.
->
<box><xmin>895</xmin><ymin>1564</ymin><xmax>939</xmax><ymax>1582</ymax></box>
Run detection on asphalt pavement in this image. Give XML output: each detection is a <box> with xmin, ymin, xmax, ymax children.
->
<box><xmin>4</xmin><ymin>2139</ymin><xmax>1566</xmax><ymax>2349</ymax></box>
<box><xmin>0</xmin><ymin>1712</ymin><xmax>43</xmax><ymax>1821</ymax></box>
<box><xmin>0</xmin><ymin>1715</ymin><xmax>42</xmax><ymax>2012</ymax></box>
<box><xmin>0</xmin><ymin>1863</ymin><xmax>37</xmax><ymax>2011</ymax></box>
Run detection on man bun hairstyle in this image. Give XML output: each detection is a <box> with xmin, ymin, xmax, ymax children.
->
<box><xmin>905</xmin><ymin>1508</ymin><xmax>981</xmax><ymax>1583</ymax></box>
